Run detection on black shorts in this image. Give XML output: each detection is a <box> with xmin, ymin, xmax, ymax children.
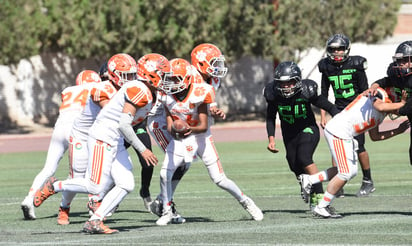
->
<box><xmin>354</xmin><ymin>133</ymin><xmax>366</xmax><ymax>153</ymax></box>
<box><xmin>283</xmin><ymin>125</ymin><xmax>320</xmax><ymax>176</ymax></box>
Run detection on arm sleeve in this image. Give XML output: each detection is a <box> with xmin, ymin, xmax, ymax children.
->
<box><xmin>118</xmin><ymin>112</ymin><xmax>147</xmax><ymax>153</ymax></box>
<box><xmin>320</xmin><ymin>74</ymin><xmax>330</xmax><ymax>97</ymax></box>
<box><xmin>265</xmin><ymin>101</ymin><xmax>277</xmax><ymax>137</ymax></box>
<box><xmin>399</xmin><ymin>97</ymin><xmax>412</xmax><ymax>116</ymax></box>
<box><xmin>312</xmin><ymin>95</ymin><xmax>339</xmax><ymax>116</ymax></box>
<box><xmin>374</xmin><ymin>77</ymin><xmax>390</xmax><ymax>88</ymax></box>
<box><xmin>358</xmin><ymin>70</ymin><xmax>369</xmax><ymax>92</ymax></box>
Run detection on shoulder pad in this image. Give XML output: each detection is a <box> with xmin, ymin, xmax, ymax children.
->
<box><xmin>301</xmin><ymin>79</ymin><xmax>318</xmax><ymax>99</ymax></box>
<box><xmin>263</xmin><ymin>80</ymin><xmax>277</xmax><ymax>101</ymax></box>
<box><xmin>348</xmin><ymin>56</ymin><xmax>367</xmax><ymax>70</ymax></box>
<box><xmin>317</xmin><ymin>58</ymin><xmax>328</xmax><ymax>73</ymax></box>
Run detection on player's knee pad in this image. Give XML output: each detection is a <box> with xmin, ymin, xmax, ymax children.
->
<box><xmin>118</xmin><ymin>182</ymin><xmax>135</xmax><ymax>193</ymax></box>
<box><xmin>337</xmin><ymin>168</ymin><xmax>357</xmax><ymax>181</ymax></box>
<box><xmin>212</xmin><ymin>173</ymin><xmax>227</xmax><ymax>186</ymax></box>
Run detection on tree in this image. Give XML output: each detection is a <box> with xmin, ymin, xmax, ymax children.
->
<box><xmin>0</xmin><ymin>0</ymin><xmax>402</xmax><ymax>65</ymax></box>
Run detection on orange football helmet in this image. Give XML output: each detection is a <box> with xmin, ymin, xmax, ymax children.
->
<box><xmin>191</xmin><ymin>43</ymin><xmax>227</xmax><ymax>78</ymax></box>
<box><xmin>75</xmin><ymin>70</ymin><xmax>101</xmax><ymax>85</ymax></box>
<box><xmin>137</xmin><ymin>53</ymin><xmax>172</xmax><ymax>89</ymax></box>
<box><xmin>107</xmin><ymin>53</ymin><xmax>138</xmax><ymax>87</ymax></box>
<box><xmin>160</xmin><ymin>58</ymin><xmax>193</xmax><ymax>94</ymax></box>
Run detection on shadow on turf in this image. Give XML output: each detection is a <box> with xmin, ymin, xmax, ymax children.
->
<box><xmin>262</xmin><ymin>209</ymin><xmax>412</xmax><ymax>217</ymax></box>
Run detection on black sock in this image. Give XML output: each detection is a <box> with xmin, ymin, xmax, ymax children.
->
<box><xmin>362</xmin><ymin>168</ymin><xmax>372</xmax><ymax>181</ymax></box>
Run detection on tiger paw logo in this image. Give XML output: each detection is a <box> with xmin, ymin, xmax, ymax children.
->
<box><xmin>194</xmin><ymin>87</ymin><xmax>206</xmax><ymax>96</ymax></box>
<box><xmin>75</xmin><ymin>142</ymin><xmax>82</xmax><ymax>150</ymax></box>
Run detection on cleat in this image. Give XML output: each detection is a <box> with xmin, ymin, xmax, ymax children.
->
<box><xmin>309</xmin><ymin>193</ymin><xmax>323</xmax><ymax>211</ymax></box>
<box><xmin>33</xmin><ymin>177</ymin><xmax>57</xmax><ymax>207</ymax></box>
<box><xmin>149</xmin><ymin>198</ymin><xmax>163</xmax><ymax>217</ymax></box>
<box><xmin>336</xmin><ymin>188</ymin><xmax>345</xmax><ymax>198</ymax></box>
<box><xmin>240</xmin><ymin>196</ymin><xmax>264</xmax><ymax>221</ymax></box>
<box><xmin>171</xmin><ymin>213</ymin><xmax>186</xmax><ymax>224</ymax></box>
<box><xmin>87</xmin><ymin>199</ymin><xmax>102</xmax><ymax>216</ymax></box>
<box><xmin>21</xmin><ymin>196</ymin><xmax>36</xmax><ymax>220</ymax></box>
<box><xmin>57</xmin><ymin>207</ymin><xmax>70</xmax><ymax>225</ymax></box>
<box><xmin>156</xmin><ymin>208</ymin><xmax>173</xmax><ymax>226</ymax></box>
<box><xmin>171</xmin><ymin>201</ymin><xmax>186</xmax><ymax>224</ymax></box>
<box><xmin>142</xmin><ymin>196</ymin><xmax>152</xmax><ymax>212</ymax></box>
<box><xmin>298</xmin><ymin>174</ymin><xmax>312</xmax><ymax>203</ymax></box>
<box><xmin>356</xmin><ymin>180</ymin><xmax>375</xmax><ymax>197</ymax></box>
<box><xmin>313</xmin><ymin>205</ymin><xmax>342</xmax><ymax>219</ymax></box>
<box><xmin>82</xmin><ymin>219</ymin><xmax>119</xmax><ymax>234</ymax></box>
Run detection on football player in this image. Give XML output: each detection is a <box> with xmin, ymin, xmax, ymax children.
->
<box><xmin>365</xmin><ymin>40</ymin><xmax>412</xmax><ymax>164</ymax></box>
<box><xmin>299</xmin><ymin>87</ymin><xmax>409</xmax><ymax>218</ymax></box>
<box><xmin>147</xmin><ymin>44</ymin><xmax>227</xmax><ymax>221</ymax></box>
<box><xmin>318</xmin><ymin>34</ymin><xmax>374</xmax><ymax>197</ymax></box>
<box><xmin>264</xmin><ymin>61</ymin><xmax>340</xmax><ymax>210</ymax></box>
<box><xmin>32</xmin><ymin>53</ymin><xmax>160</xmax><ymax>234</ymax></box>
<box><xmin>21</xmin><ymin>70</ymin><xmax>101</xmax><ymax>221</ymax></box>
<box><xmin>100</xmin><ymin>61</ymin><xmax>154</xmax><ymax>211</ymax></box>
<box><xmin>55</xmin><ymin>55</ymin><xmax>131</xmax><ymax>225</ymax></box>
<box><xmin>154</xmin><ymin>57</ymin><xmax>263</xmax><ymax>226</ymax></box>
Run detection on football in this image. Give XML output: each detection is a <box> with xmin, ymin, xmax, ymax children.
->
<box><xmin>172</xmin><ymin>119</ymin><xmax>190</xmax><ymax>133</ymax></box>
<box><xmin>171</xmin><ymin>119</ymin><xmax>190</xmax><ymax>139</ymax></box>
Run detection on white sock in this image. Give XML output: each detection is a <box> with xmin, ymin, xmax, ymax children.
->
<box><xmin>309</xmin><ymin>170</ymin><xmax>329</xmax><ymax>184</ymax></box>
<box><xmin>90</xmin><ymin>186</ymin><xmax>128</xmax><ymax>220</ymax></box>
<box><xmin>318</xmin><ymin>191</ymin><xmax>334</xmax><ymax>208</ymax></box>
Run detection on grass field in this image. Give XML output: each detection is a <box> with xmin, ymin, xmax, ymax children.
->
<box><xmin>1</xmin><ymin>134</ymin><xmax>412</xmax><ymax>245</ymax></box>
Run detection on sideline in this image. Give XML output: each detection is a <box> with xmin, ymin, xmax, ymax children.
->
<box><xmin>0</xmin><ymin>121</ymin><xmax>270</xmax><ymax>154</ymax></box>
<box><xmin>0</xmin><ymin>119</ymin><xmax>408</xmax><ymax>154</ymax></box>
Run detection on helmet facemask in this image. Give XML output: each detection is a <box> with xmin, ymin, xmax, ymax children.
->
<box><xmin>326</xmin><ymin>34</ymin><xmax>351</xmax><ymax>63</ymax></box>
<box><xmin>327</xmin><ymin>46</ymin><xmax>350</xmax><ymax>63</ymax></box>
<box><xmin>158</xmin><ymin>71</ymin><xmax>184</xmax><ymax>94</ymax></box>
<box><xmin>392</xmin><ymin>54</ymin><xmax>412</xmax><ymax>77</ymax></box>
<box><xmin>277</xmin><ymin>77</ymin><xmax>302</xmax><ymax>98</ymax></box>
<box><xmin>112</xmin><ymin>70</ymin><xmax>137</xmax><ymax>87</ymax></box>
<box><xmin>206</xmin><ymin>56</ymin><xmax>228</xmax><ymax>78</ymax></box>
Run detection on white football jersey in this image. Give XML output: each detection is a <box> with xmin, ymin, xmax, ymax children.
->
<box><xmin>325</xmin><ymin>94</ymin><xmax>387</xmax><ymax>139</ymax></box>
<box><xmin>71</xmin><ymin>81</ymin><xmax>117</xmax><ymax>141</ymax></box>
<box><xmin>159</xmin><ymin>82</ymin><xmax>215</xmax><ymax>128</ymax></box>
<box><xmin>89</xmin><ymin>80</ymin><xmax>153</xmax><ymax>146</ymax></box>
<box><xmin>56</xmin><ymin>84</ymin><xmax>94</xmax><ymax>128</ymax></box>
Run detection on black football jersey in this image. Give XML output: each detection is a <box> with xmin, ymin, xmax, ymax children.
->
<box><xmin>318</xmin><ymin>56</ymin><xmax>368</xmax><ymax>110</ymax></box>
<box><xmin>264</xmin><ymin>79</ymin><xmax>338</xmax><ymax>139</ymax></box>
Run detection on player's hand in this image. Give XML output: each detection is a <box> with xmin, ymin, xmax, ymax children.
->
<box><xmin>141</xmin><ymin>149</ymin><xmax>158</xmax><ymax>166</ymax></box>
<box><xmin>320</xmin><ymin>118</ymin><xmax>327</xmax><ymax>129</ymax></box>
<box><xmin>401</xmin><ymin>90</ymin><xmax>408</xmax><ymax>104</ymax></box>
<box><xmin>362</xmin><ymin>85</ymin><xmax>379</xmax><ymax>97</ymax></box>
<box><xmin>267</xmin><ymin>143</ymin><xmax>279</xmax><ymax>153</ymax></box>
<box><xmin>210</xmin><ymin>106</ymin><xmax>226</xmax><ymax>119</ymax></box>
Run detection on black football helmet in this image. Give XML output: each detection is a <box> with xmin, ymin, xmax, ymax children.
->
<box><xmin>391</xmin><ymin>40</ymin><xmax>412</xmax><ymax>77</ymax></box>
<box><xmin>273</xmin><ymin>61</ymin><xmax>302</xmax><ymax>98</ymax></box>
<box><xmin>326</xmin><ymin>34</ymin><xmax>351</xmax><ymax>63</ymax></box>
<box><xmin>98</xmin><ymin>61</ymin><xmax>109</xmax><ymax>81</ymax></box>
